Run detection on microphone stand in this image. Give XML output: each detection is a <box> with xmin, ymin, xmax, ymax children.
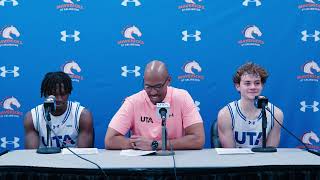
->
<box><xmin>36</xmin><ymin>108</ymin><xmax>61</xmax><ymax>154</ymax></box>
<box><xmin>252</xmin><ymin>104</ymin><xmax>277</xmax><ymax>153</ymax></box>
<box><xmin>156</xmin><ymin>116</ymin><xmax>174</xmax><ymax>156</ymax></box>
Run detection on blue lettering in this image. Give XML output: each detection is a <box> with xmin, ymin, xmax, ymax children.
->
<box><xmin>235</xmin><ymin>131</ymin><xmax>262</xmax><ymax>145</ymax></box>
<box><xmin>235</xmin><ymin>131</ymin><xmax>246</xmax><ymax>144</ymax></box>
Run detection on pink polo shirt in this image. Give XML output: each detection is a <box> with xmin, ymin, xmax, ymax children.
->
<box><xmin>108</xmin><ymin>86</ymin><xmax>203</xmax><ymax>140</ymax></box>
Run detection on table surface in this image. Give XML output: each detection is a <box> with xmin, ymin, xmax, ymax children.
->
<box><xmin>0</xmin><ymin>148</ymin><xmax>319</xmax><ymax>170</ymax></box>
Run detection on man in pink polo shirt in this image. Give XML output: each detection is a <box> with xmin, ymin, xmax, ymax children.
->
<box><xmin>105</xmin><ymin>60</ymin><xmax>205</xmax><ymax>150</ymax></box>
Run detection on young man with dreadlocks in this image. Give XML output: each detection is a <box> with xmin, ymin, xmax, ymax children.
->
<box><xmin>217</xmin><ymin>62</ymin><xmax>283</xmax><ymax>148</ymax></box>
<box><xmin>24</xmin><ymin>71</ymin><xmax>94</xmax><ymax>148</ymax></box>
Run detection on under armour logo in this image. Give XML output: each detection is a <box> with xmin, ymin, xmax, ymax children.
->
<box><xmin>242</xmin><ymin>0</ymin><xmax>261</xmax><ymax>6</ymax></box>
<box><xmin>182</xmin><ymin>30</ymin><xmax>201</xmax><ymax>42</ymax></box>
<box><xmin>60</xmin><ymin>30</ymin><xmax>80</xmax><ymax>42</ymax></box>
<box><xmin>121</xmin><ymin>66</ymin><xmax>141</xmax><ymax>77</ymax></box>
<box><xmin>0</xmin><ymin>66</ymin><xmax>19</xmax><ymax>77</ymax></box>
<box><xmin>301</xmin><ymin>30</ymin><xmax>320</xmax><ymax>42</ymax></box>
<box><xmin>0</xmin><ymin>0</ymin><xmax>18</xmax><ymax>6</ymax></box>
<box><xmin>1</xmin><ymin>137</ymin><xmax>19</xmax><ymax>148</ymax></box>
<box><xmin>121</xmin><ymin>0</ymin><xmax>141</xmax><ymax>6</ymax></box>
<box><xmin>194</xmin><ymin>100</ymin><xmax>200</xmax><ymax>111</ymax></box>
<box><xmin>300</xmin><ymin>101</ymin><xmax>319</xmax><ymax>112</ymax></box>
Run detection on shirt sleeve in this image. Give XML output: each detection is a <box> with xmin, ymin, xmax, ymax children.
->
<box><xmin>181</xmin><ymin>90</ymin><xmax>203</xmax><ymax>128</ymax></box>
<box><xmin>108</xmin><ymin>98</ymin><xmax>134</xmax><ymax>135</ymax></box>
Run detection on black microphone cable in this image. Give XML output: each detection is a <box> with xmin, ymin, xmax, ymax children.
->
<box><xmin>266</xmin><ymin>107</ymin><xmax>320</xmax><ymax>157</ymax></box>
<box><xmin>168</xmin><ymin>140</ymin><xmax>177</xmax><ymax>180</ymax></box>
<box><xmin>47</xmin><ymin>124</ymin><xmax>108</xmax><ymax>178</ymax></box>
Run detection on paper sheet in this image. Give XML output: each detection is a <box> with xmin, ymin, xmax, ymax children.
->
<box><xmin>215</xmin><ymin>148</ymin><xmax>254</xmax><ymax>155</ymax></box>
<box><xmin>120</xmin><ymin>149</ymin><xmax>156</xmax><ymax>156</ymax></box>
<box><xmin>62</xmin><ymin>148</ymin><xmax>98</xmax><ymax>155</ymax></box>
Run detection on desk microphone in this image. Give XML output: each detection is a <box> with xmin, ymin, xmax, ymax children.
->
<box><xmin>156</xmin><ymin>103</ymin><xmax>174</xmax><ymax>156</ymax></box>
<box><xmin>37</xmin><ymin>95</ymin><xmax>61</xmax><ymax>154</ymax></box>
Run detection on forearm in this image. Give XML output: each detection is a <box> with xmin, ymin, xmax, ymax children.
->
<box><xmin>77</xmin><ymin>133</ymin><xmax>93</xmax><ymax>148</ymax></box>
<box><xmin>105</xmin><ymin>135</ymin><xmax>132</xmax><ymax>150</ymax></box>
<box><xmin>24</xmin><ymin>134</ymin><xmax>39</xmax><ymax>149</ymax></box>
<box><xmin>162</xmin><ymin>134</ymin><xmax>204</xmax><ymax>150</ymax></box>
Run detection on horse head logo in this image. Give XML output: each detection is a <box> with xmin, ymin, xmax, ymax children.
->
<box><xmin>123</xmin><ymin>26</ymin><xmax>142</xmax><ymax>39</ymax></box>
<box><xmin>2</xmin><ymin>26</ymin><xmax>20</xmax><ymax>39</ymax></box>
<box><xmin>63</xmin><ymin>0</ymin><xmax>80</xmax><ymax>4</ymax></box>
<box><xmin>184</xmin><ymin>0</ymin><xmax>202</xmax><ymax>4</ymax></box>
<box><xmin>63</xmin><ymin>61</ymin><xmax>81</xmax><ymax>75</ymax></box>
<box><xmin>304</xmin><ymin>0</ymin><xmax>318</xmax><ymax>4</ymax></box>
<box><xmin>244</xmin><ymin>25</ymin><xmax>262</xmax><ymax>39</ymax></box>
<box><xmin>183</xmin><ymin>61</ymin><xmax>202</xmax><ymax>74</ymax></box>
<box><xmin>302</xmin><ymin>61</ymin><xmax>320</xmax><ymax>74</ymax></box>
<box><xmin>3</xmin><ymin>97</ymin><xmax>20</xmax><ymax>110</ymax></box>
<box><xmin>302</xmin><ymin>131</ymin><xmax>320</xmax><ymax>145</ymax></box>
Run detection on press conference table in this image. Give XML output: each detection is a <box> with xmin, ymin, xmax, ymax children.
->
<box><xmin>0</xmin><ymin>148</ymin><xmax>319</xmax><ymax>179</ymax></box>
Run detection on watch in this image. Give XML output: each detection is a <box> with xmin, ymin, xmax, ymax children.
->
<box><xmin>151</xmin><ymin>140</ymin><xmax>158</xmax><ymax>151</ymax></box>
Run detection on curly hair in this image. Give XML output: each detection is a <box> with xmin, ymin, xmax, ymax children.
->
<box><xmin>40</xmin><ymin>71</ymin><xmax>72</xmax><ymax>97</ymax></box>
<box><xmin>232</xmin><ymin>62</ymin><xmax>268</xmax><ymax>84</ymax></box>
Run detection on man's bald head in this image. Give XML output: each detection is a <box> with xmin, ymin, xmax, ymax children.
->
<box><xmin>144</xmin><ymin>60</ymin><xmax>168</xmax><ymax>79</ymax></box>
<box><xmin>143</xmin><ymin>60</ymin><xmax>171</xmax><ymax>105</ymax></box>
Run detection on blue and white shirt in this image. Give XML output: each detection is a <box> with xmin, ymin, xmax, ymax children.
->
<box><xmin>227</xmin><ymin>100</ymin><xmax>275</xmax><ymax>148</ymax></box>
<box><xmin>31</xmin><ymin>101</ymin><xmax>84</xmax><ymax>148</ymax></box>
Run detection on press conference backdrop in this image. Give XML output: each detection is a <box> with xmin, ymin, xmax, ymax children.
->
<box><xmin>0</xmin><ymin>0</ymin><xmax>319</xmax><ymax>150</ymax></box>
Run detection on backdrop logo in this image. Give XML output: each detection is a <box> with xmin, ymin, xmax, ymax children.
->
<box><xmin>121</xmin><ymin>0</ymin><xmax>141</xmax><ymax>7</ymax></box>
<box><xmin>297</xmin><ymin>131</ymin><xmax>320</xmax><ymax>149</ymax></box>
<box><xmin>300</xmin><ymin>101</ymin><xmax>319</xmax><ymax>112</ymax></box>
<box><xmin>0</xmin><ymin>0</ymin><xmax>18</xmax><ymax>6</ymax></box>
<box><xmin>117</xmin><ymin>25</ymin><xmax>144</xmax><ymax>47</ymax></box>
<box><xmin>301</xmin><ymin>30</ymin><xmax>320</xmax><ymax>42</ymax></box>
<box><xmin>298</xmin><ymin>0</ymin><xmax>320</xmax><ymax>11</ymax></box>
<box><xmin>297</xmin><ymin>61</ymin><xmax>320</xmax><ymax>82</ymax></box>
<box><xmin>56</xmin><ymin>0</ymin><xmax>84</xmax><ymax>12</ymax></box>
<box><xmin>178</xmin><ymin>0</ymin><xmax>205</xmax><ymax>12</ymax></box>
<box><xmin>1</xmin><ymin>137</ymin><xmax>20</xmax><ymax>149</ymax></box>
<box><xmin>195</xmin><ymin>100</ymin><xmax>200</xmax><ymax>111</ymax></box>
<box><xmin>0</xmin><ymin>96</ymin><xmax>23</xmax><ymax>118</ymax></box>
<box><xmin>0</xmin><ymin>66</ymin><xmax>19</xmax><ymax>78</ymax></box>
<box><xmin>242</xmin><ymin>0</ymin><xmax>261</xmax><ymax>6</ymax></box>
<box><xmin>0</xmin><ymin>25</ymin><xmax>23</xmax><ymax>47</ymax></box>
<box><xmin>178</xmin><ymin>61</ymin><xmax>204</xmax><ymax>82</ymax></box>
<box><xmin>61</xmin><ymin>30</ymin><xmax>80</xmax><ymax>42</ymax></box>
<box><xmin>182</xmin><ymin>30</ymin><xmax>201</xmax><ymax>42</ymax></box>
<box><xmin>121</xmin><ymin>66</ymin><xmax>141</xmax><ymax>77</ymax></box>
<box><xmin>61</xmin><ymin>61</ymin><xmax>83</xmax><ymax>82</ymax></box>
<box><xmin>238</xmin><ymin>25</ymin><xmax>264</xmax><ymax>46</ymax></box>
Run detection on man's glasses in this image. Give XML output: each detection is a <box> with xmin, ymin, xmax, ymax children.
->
<box><xmin>144</xmin><ymin>77</ymin><xmax>169</xmax><ymax>92</ymax></box>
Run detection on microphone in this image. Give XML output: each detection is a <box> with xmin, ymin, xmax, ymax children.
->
<box><xmin>44</xmin><ymin>95</ymin><xmax>56</xmax><ymax>114</ymax></box>
<box><xmin>254</xmin><ymin>96</ymin><xmax>268</xmax><ymax>109</ymax></box>
<box><xmin>37</xmin><ymin>95</ymin><xmax>61</xmax><ymax>154</ymax></box>
<box><xmin>252</xmin><ymin>95</ymin><xmax>277</xmax><ymax>152</ymax></box>
<box><xmin>155</xmin><ymin>102</ymin><xmax>174</xmax><ymax>156</ymax></box>
<box><xmin>156</xmin><ymin>103</ymin><xmax>170</xmax><ymax>120</ymax></box>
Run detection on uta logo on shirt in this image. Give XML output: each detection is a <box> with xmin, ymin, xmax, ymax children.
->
<box><xmin>140</xmin><ymin>116</ymin><xmax>153</xmax><ymax>123</ymax></box>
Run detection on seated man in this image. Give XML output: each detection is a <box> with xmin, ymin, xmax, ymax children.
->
<box><xmin>105</xmin><ymin>60</ymin><xmax>205</xmax><ymax>150</ymax></box>
<box><xmin>217</xmin><ymin>62</ymin><xmax>283</xmax><ymax>148</ymax></box>
<box><xmin>24</xmin><ymin>71</ymin><xmax>94</xmax><ymax>148</ymax></box>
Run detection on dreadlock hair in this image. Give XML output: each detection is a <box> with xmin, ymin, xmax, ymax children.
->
<box><xmin>40</xmin><ymin>71</ymin><xmax>73</xmax><ymax>98</ymax></box>
<box><xmin>232</xmin><ymin>62</ymin><xmax>269</xmax><ymax>85</ymax></box>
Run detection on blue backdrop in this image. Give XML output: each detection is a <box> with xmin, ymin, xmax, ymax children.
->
<box><xmin>0</xmin><ymin>0</ymin><xmax>319</xmax><ymax>150</ymax></box>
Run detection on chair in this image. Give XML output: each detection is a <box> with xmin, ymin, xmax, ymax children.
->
<box><xmin>210</xmin><ymin>121</ymin><xmax>221</xmax><ymax>148</ymax></box>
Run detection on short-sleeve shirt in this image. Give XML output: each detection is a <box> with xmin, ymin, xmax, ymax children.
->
<box><xmin>108</xmin><ymin>86</ymin><xmax>203</xmax><ymax>140</ymax></box>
